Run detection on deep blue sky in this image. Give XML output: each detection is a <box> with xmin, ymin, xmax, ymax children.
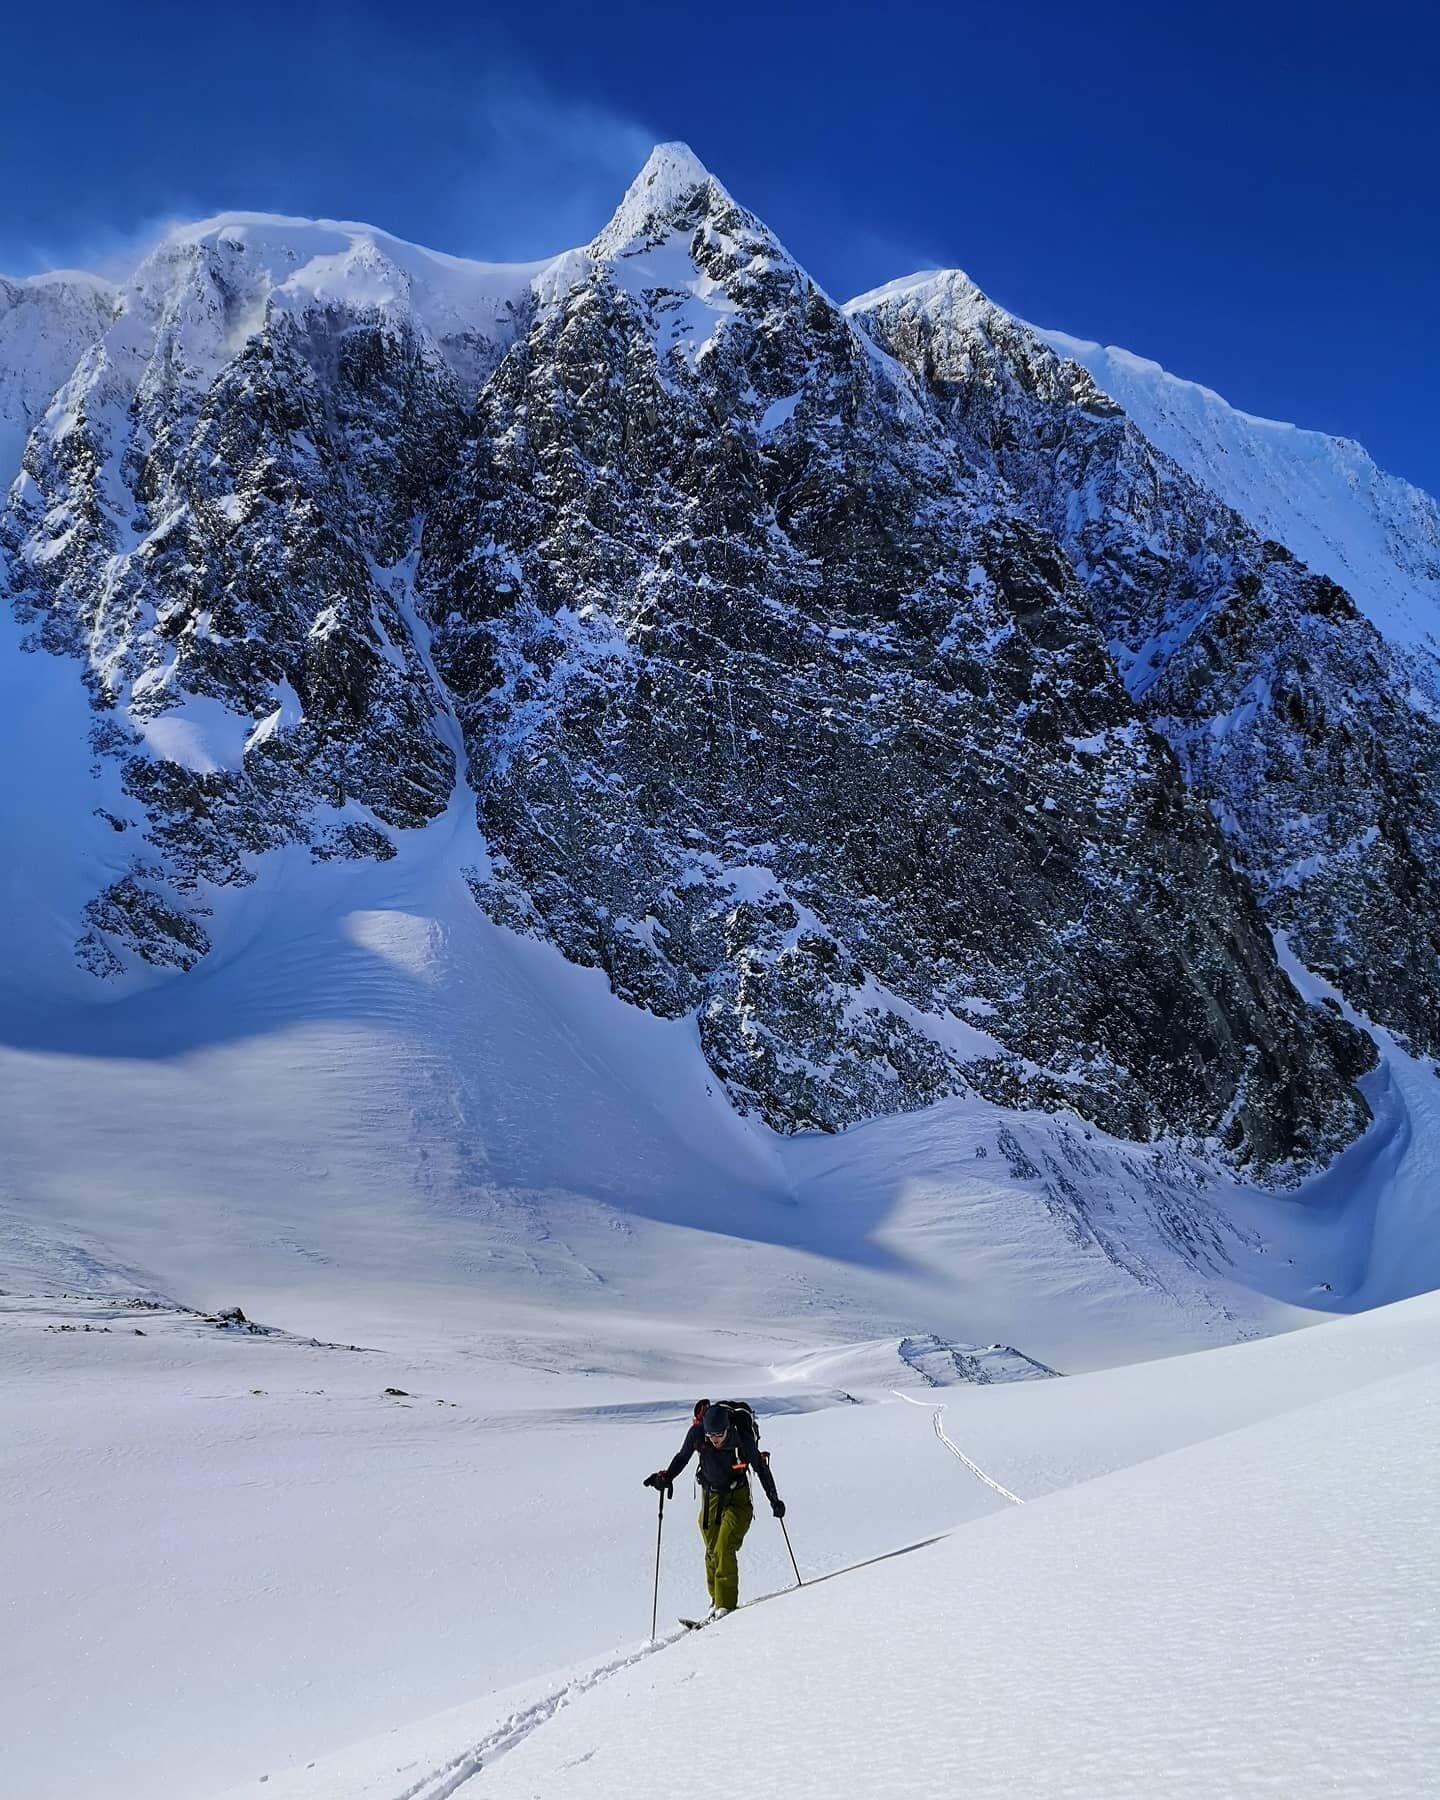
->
<box><xmin>7</xmin><ymin>0</ymin><xmax>1436</xmax><ymax>491</ymax></box>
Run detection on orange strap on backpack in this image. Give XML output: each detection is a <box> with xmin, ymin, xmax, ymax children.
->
<box><xmin>693</xmin><ymin>1397</ymin><xmax>765</xmax><ymax>1473</ymax></box>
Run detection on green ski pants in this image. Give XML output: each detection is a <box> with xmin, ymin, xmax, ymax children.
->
<box><xmin>699</xmin><ymin>1483</ymin><xmax>753</xmax><ymax>1611</ymax></box>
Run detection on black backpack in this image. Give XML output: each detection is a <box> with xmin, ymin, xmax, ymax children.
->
<box><xmin>692</xmin><ymin>1397</ymin><xmax>763</xmax><ymax>1467</ymax></box>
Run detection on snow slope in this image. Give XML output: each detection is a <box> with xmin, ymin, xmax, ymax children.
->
<box><xmin>200</xmin><ymin>1289</ymin><xmax>1440</xmax><ymax>1800</ymax></box>
<box><xmin>5</xmin><ymin>601</ymin><xmax>1440</xmax><ymax>1799</ymax></box>
<box><xmin>5</xmin><ymin>837</ymin><xmax>1440</xmax><ymax>1800</ymax></box>
<box><xmin>9</xmin><ymin>793</ymin><xmax>1440</xmax><ymax>1798</ymax></box>
<box><xmin>1036</xmin><ymin>325</ymin><xmax>1440</xmax><ymax>670</ymax></box>
<box><xmin>8</xmin><ymin>744</ymin><xmax>1439</xmax><ymax>1360</ymax></box>
<box><xmin>0</xmin><ymin>784</ymin><xmax>1299</xmax><ymax>1361</ymax></box>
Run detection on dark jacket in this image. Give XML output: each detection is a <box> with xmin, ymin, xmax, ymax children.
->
<box><xmin>663</xmin><ymin>1419</ymin><xmax>780</xmax><ymax>1504</ymax></box>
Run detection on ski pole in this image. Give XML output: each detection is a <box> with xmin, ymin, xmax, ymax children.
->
<box><xmin>650</xmin><ymin>1487</ymin><xmax>666</xmax><ymax>1640</ymax></box>
<box><xmin>779</xmin><ymin>1513</ymin><xmax>803</xmax><ymax>1587</ymax></box>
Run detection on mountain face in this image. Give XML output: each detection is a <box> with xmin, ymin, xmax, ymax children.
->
<box><xmin>6</xmin><ymin>143</ymin><xmax>1432</xmax><ymax>1180</ymax></box>
<box><xmin>1033</xmin><ymin>325</ymin><xmax>1440</xmax><ymax>682</ymax></box>
<box><xmin>0</xmin><ymin>271</ymin><xmax>118</xmax><ymax>495</ymax></box>
<box><xmin>848</xmin><ymin>273</ymin><xmax>1440</xmax><ymax>1061</ymax></box>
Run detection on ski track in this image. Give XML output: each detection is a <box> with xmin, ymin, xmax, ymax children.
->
<box><xmin>396</xmin><ymin>1640</ymin><xmax>674</xmax><ymax>1799</ymax></box>
<box><xmin>894</xmin><ymin>1390</ymin><xmax>1026</xmax><ymax>1506</ymax></box>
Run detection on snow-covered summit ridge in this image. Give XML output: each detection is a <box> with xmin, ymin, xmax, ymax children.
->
<box><xmin>11</xmin><ymin>142</ymin><xmax>721</xmax><ymax>316</ymax></box>
<box><xmin>119</xmin><ymin>213</ymin><xmax>560</xmax><ymax>392</ymax></box>
<box><xmin>14</xmin><ymin>142</ymin><xmax>756</xmax><ymax>423</ymax></box>
<box><xmin>845</xmin><ymin>267</ymin><xmax>988</xmax><ymax>315</ymax></box>
<box><xmin>1040</xmin><ymin>328</ymin><xmax>1293</xmax><ymax>429</ymax></box>
<box><xmin>0</xmin><ymin>271</ymin><xmax>119</xmax><ymax>493</ymax></box>
<box><xmin>1034</xmin><ymin>323</ymin><xmax>1440</xmax><ymax>663</ymax></box>
<box><xmin>1</xmin><ymin>267</ymin><xmax>117</xmax><ymax>294</ymax></box>
<box><xmin>144</xmin><ymin>211</ymin><xmax>557</xmax><ymax>313</ymax></box>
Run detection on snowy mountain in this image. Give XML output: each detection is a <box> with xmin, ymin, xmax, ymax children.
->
<box><xmin>1</xmin><ymin>143</ymin><xmax>1409</xmax><ymax>1178</ymax></box>
<box><xmin>5</xmin><ymin>141</ymin><xmax>1440</xmax><ymax>1800</ymax></box>
<box><xmin>0</xmin><ymin>268</ymin><xmax>118</xmax><ymax>488</ymax></box>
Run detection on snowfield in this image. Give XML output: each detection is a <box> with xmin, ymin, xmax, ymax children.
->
<box><xmin>7</xmin><ymin>1278</ymin><xmax>1440</xmax><ymax>1799</ymax></box>
<box><xmin>176</xmin><ymin>1291</ymin><xmax>1440</xmax><ymax>1800</ymax></box>
<box><xmin>471</xmin><ymin>1346</ymin><xmax>1440</xmax><ymax>1800</ymax></box>
<box><xmin>4</xmin><ymin>779</ymin><xmax>1440</xmax><ymax>1799</ymax></box>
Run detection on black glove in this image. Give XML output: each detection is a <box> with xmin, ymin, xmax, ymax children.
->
<box><xmin>771</xmin><ymin>1498</ymin><xmax>786</xmax><ymax>1519</ymax></box>
<box><xmin>644</xmin><ymin>1472</ymin><xmax>674</xmax><ymax>1498</ymax></box>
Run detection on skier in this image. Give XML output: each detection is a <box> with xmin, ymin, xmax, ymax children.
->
<box><xmin>644</xmin><ymin>1400</ymin><xmax>785</xmax><ymax>1621</ymax></box>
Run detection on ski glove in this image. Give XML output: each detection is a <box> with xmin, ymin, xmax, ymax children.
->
<box><xmin>771</xmin><ymin>1499</ymin><xmax>786</xmax><ymax>1519</ymax></box>
<box><xmin>644</xmin><ymin>1472</ymin><xmax>674</xmax><ymax>1498</ymax></box>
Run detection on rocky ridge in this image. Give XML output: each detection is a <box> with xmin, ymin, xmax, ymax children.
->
<box><xmin>849</xmin><ymin>271</ymin><xmax>1440</xmax><ymax>1059</ymax></box>
<box><xmin>1034</xmin><ymin>322</ymin><xmax>1440</xmax><ymax>679</ymax></box>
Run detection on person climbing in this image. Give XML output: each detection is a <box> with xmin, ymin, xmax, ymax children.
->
<box><xmin>644</xmin><ymin>1399</ymin><xmax>785</xmax><ymax>1621</ymax></box>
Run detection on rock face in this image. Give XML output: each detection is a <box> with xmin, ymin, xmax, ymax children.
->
<box><xmin>2</xmin><ymin>221</ymin><xmax>484</xmax><ymax>969</ymax></box>
<box><xmin>849</xmin><ymin>272</ymin><xmax>1438</xmax><ymax>1060</ymax></box>
<box><xmin>7</xmin><ymin>144</ymin><xmax>1430</xmax><ymax>1181</ymax></box>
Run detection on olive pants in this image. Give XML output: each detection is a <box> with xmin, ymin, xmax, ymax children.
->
<box><xmin>699</xmin><ymin>1483</ymin><xmax>753</xmax><ymax>1611</ymax></box>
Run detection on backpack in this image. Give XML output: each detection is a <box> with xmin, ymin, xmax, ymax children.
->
<box><xmin>693</xmin><ymin>1397</ymin><xmax>764</xmax><ymax>1470</ymax></box>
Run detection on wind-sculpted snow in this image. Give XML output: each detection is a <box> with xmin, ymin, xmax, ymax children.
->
<box><xmin>1</xmin><ymin>143</ymin><xmax>1421</xmax><ymax>1174</ymax></box>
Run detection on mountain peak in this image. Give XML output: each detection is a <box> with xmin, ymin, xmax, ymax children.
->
<box><xmin>844</xmin><ymin>268</ymin><xmax>991</xmax><ymax>321</ymax></box>
<box><xmin>636</xmin><ymin>140</ymin><xmax>712</xmax><ymax>191</ymax></box>
<box><xmin>590</xmin><ymin>141</ymin><xmax>724</xmax><ymax>258</ymax></box>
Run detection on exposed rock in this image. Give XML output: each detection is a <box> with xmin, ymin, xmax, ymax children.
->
<box><xmin>853</xmin><ymin>272</ymin><xmax>1428</xmax><ymax>1058</ymax></box>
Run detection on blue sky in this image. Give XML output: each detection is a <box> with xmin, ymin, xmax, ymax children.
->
<box><xmin>7</xmin><ymin>0</ymin><xmax>1436</xmax><ymax>491</ymax></box>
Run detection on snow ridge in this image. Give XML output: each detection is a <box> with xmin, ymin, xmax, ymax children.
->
<box><xmin>848</xmin><ymin>266</ymin><xmax>1440</xmax><ymax>1070</ymax></box>
<box><xmin>894</xmin><ymin>1391</ymin><xmax>1026</xmax><ymax>1504</ymax></box>
<box><xmin>0</xmin><ymin>270</ymin><xmax>118</xmax><ymax>489</ymax></box>
<box><xmin>1033</xmin><ymin>324</ymin><xmax>1440</xmax><ymax>670</ymax></box>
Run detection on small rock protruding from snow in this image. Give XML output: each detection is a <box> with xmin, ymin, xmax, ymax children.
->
<box><xmin>899</xmin><ymin>1333</ymin><xmax>1060</xmax><ymax>1385</ymax></box>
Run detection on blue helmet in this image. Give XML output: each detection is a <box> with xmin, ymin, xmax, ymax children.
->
<box><xmin>701</xmin><ymin>1403</ymin><xmax>731</xmax><ymax>1438</ymax></box>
